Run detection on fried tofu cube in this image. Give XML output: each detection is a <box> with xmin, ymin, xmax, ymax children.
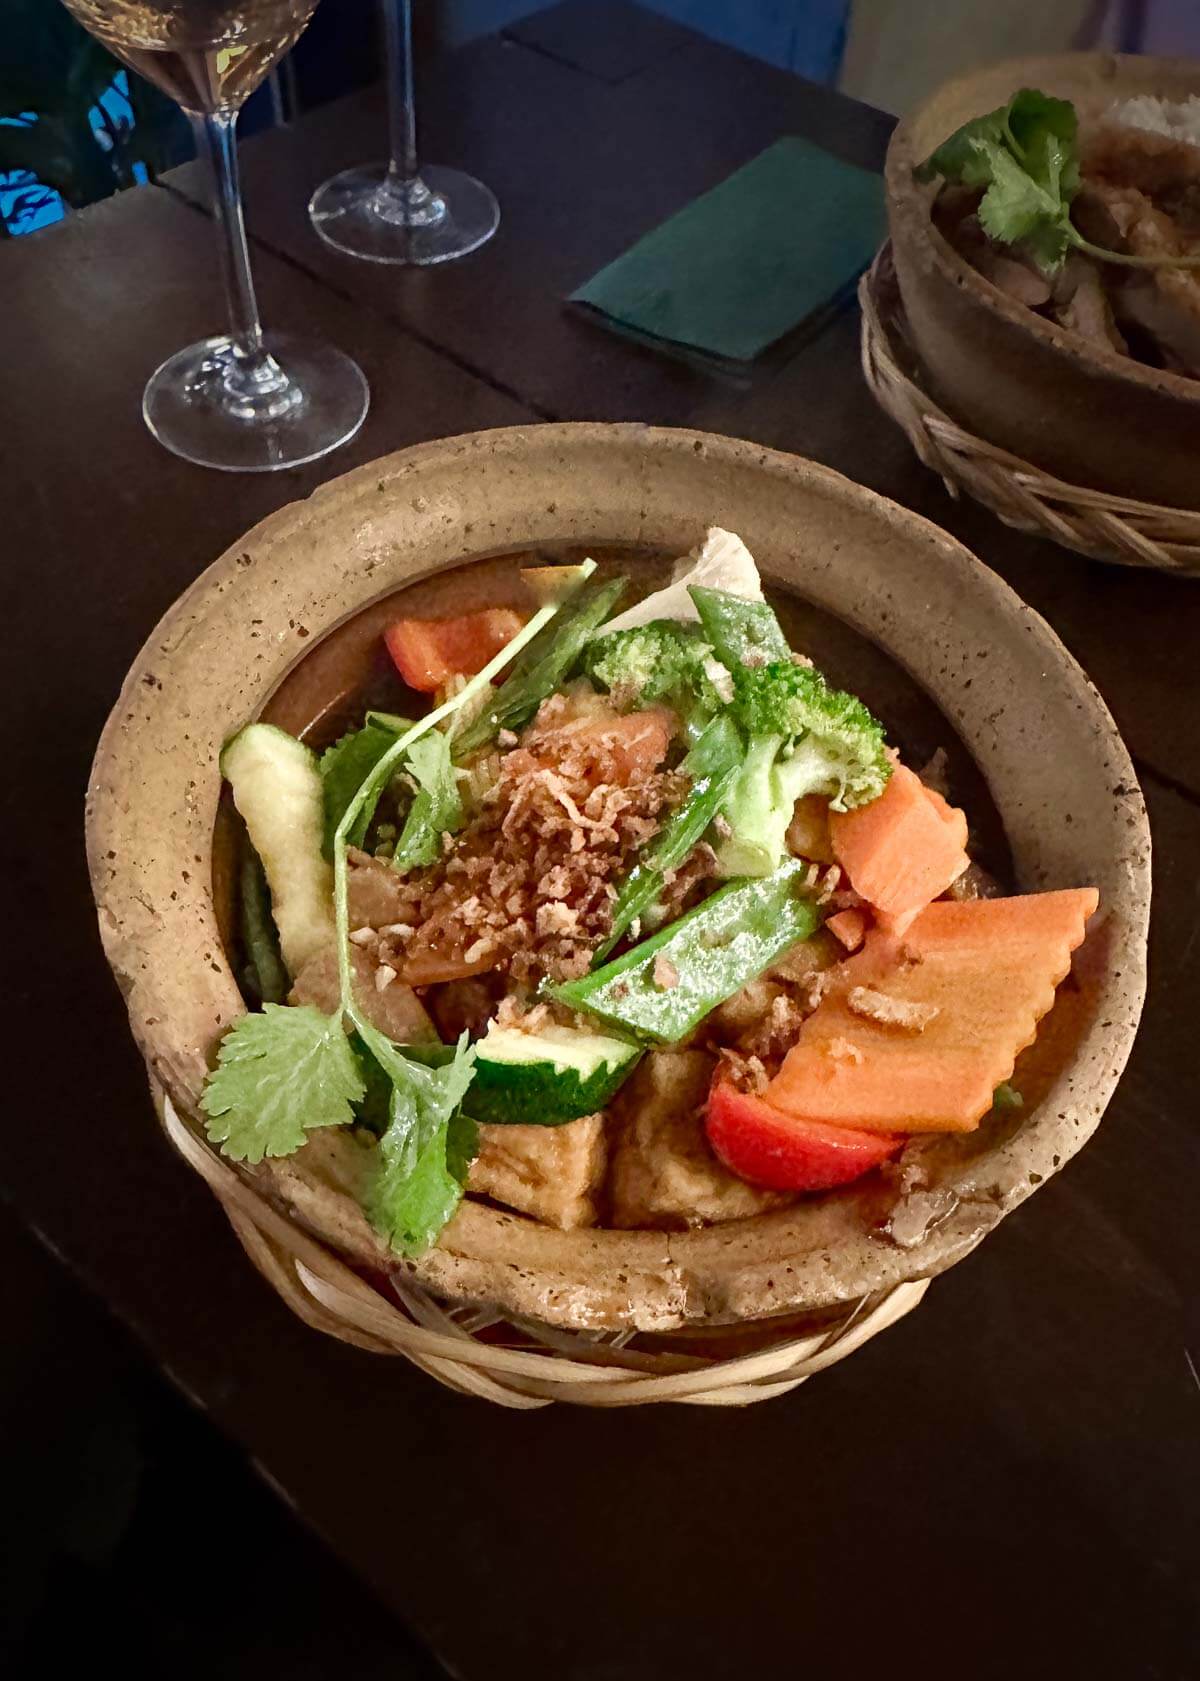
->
<box><xmin>609</xmin><ymin>1050</ymin><xmax>792</xmax><ymax>1229</ymax></box>
<box><xmin>468</xmin><ymin>1114</ymin><xmax>608</xmax><ymax>1230</ymax></box>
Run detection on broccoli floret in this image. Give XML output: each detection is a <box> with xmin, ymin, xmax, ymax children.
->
<box><xmin>585</xmin><ymin>620</ymin><xmax>725</xmax><ymax>725</ymax></box>
<box><xmin>717</xmin><ymin>660</ymin><xmax>892</xmax><ymax>876</ymax></box>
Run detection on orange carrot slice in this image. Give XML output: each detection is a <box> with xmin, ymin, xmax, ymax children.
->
<box><xmin>766</xmin><ymin>888</ymin><xmax>1099</xmax><ymax>1134</ymax></box>
<box><xmin>829</xmin><ymin>765</ymin><xmax>969</xmax><ymax>936</ymax></box>
<box><xmin>384</xmin><ymin>608</ymin><xmax>526</xmax><ymax>693</ymax></box>
<box><xmin>826</xmin><ymin>908</ymin><xmax>867</xmax><ymax>951</ymax></box>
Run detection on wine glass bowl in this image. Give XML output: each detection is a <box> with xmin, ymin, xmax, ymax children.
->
<box><xmin>58</xmin><ymin>0</ymin><xmax>369</xmax><ymax>471</ymax></box>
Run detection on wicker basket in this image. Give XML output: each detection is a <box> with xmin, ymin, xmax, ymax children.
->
<box><xmin>160</xmin><ymin>1096</ymin><xmax>930</xmax><ymax>1410</ymax></box>
<box><xmin>860</xmin><ymin>244</ymin><xmax>1200</xmax><ymax>576</ymax></box>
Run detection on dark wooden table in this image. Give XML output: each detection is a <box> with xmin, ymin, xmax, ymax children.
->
<box><xmin>5</xmin><ymin>5</ymin><xmax>1197</xmax><ymax>1676</ymax></box>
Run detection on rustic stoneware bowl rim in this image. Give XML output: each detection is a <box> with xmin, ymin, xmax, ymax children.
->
<box><xmin>86</xmin><ymin>422</ymin><xmax>1151</xmax><ymax>1335</ymax></box>
<box><xmin>885</xmin><ymin>49</ymin><xmax>1200</xmax><ymax>410</ymax></box>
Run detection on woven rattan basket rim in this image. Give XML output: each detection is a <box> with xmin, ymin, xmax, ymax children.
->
<box><xmin>860</xmin><ymin>242</ymin><xmax>1200</xmax><ymax>576</ymax></box>
<box><xmin>157</xmin><ymin>1095</ymin><xmax>930</xmax><ymax>1409</ymax></box>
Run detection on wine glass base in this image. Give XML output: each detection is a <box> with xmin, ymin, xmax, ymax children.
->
<box><xmin>308</xmin><ymin>164</ymin><xmax>500</xmax><ymax>266</ymax></box>
<box><xmin>142</xmin><ymin>331</ymin><xmax>369</xmax><ymax>473</ymax></box>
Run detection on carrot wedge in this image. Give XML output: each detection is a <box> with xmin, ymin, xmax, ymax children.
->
<box><xmin>384</xmin><ymin>608</ymin><xmax>526</xmax><ymax>693</ymax></box>
<box><xmin>767</xmin><ymin>888</ymin><xmax>1099</xmax><ymax>1134</ymax></box>
<box><xmin>826</xmin><ymin>908</ymin><xmax>867</xmax><ymax>952</ymax></box>
<box><xmin>830</xmin><ymin>765</ymin><xmax>969</xmax><ymax>936</ymax></box>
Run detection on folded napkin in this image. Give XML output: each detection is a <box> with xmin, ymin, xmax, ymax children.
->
<box><xmin>571</xmin><ymin>135</ymin><xmax>884</xmax><ymax>364</ymax></box>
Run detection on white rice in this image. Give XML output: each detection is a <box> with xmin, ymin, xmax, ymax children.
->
<box><xmin>1108</xmin><ymin>94</ymin><xmax>1200</xmax><ymax>144</ymax></box>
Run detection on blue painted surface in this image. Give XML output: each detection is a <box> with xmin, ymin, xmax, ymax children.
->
<box><xmin>641</xmin><ymin>0</ymin><xmax>849</xmax><ymax>81</ymax></box>
<box><xmin>443</xmin><ymin>0</ymin><xmax>849</xmax><ymax>78</ymax></box>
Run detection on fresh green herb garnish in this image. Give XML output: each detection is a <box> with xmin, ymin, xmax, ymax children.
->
<box><xmin>992</xmin><ymin>1081</ymin><xmax>1024</xmax><ymax>1110</ymax></box>
<box><xmin>319</xmin><ymin>721</ymin><xmax>404</xmax><ymax>858</ymax></box>
<box><xmin>328</xmin><ymin>601</ymin><xmax>562</xmax><ymax>1250</ymax></box>
<box><xmin>365</xmin><ymin>1040</ymin><xmax>479</xmax><ymax>1257</ymax></box>
<box><xmin>391</xmin><ymin>729</ymin><xmax>463</xmax><ymax>872</ymax></box>
<box><xmin>202</xmin><ymin>601</ymin><xmax>563</xmax><ymax>1253</ymax></box>
<box><xmin>454</xmin><ymin>573</ymin><xmax>625</xmax><ymax>755</ymax></box>
<box><xmin>594</xmin><ymin>712</ymin><xmax>744</xmax><ymax>963</ymax></box>
<box><xmin>200</xmin><ymin>1004</ymin><xmax>364</xmax><ymax>1164</ymax></box>
<box><xmin>918</xmin><ymin>86</ymin><xmax>1200</xmax><ymax>276</ymax></box>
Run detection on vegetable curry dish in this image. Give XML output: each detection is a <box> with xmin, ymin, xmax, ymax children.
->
<box><xmin>202</xmin><ymin>530</ymin><xmax>1099</xmax><ymax>1260</ymax></box>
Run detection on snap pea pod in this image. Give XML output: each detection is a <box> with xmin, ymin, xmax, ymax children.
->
<box><xmin>689</xmin><ymin>585</ymin><xmax>790</xmax><ymax>671</ymax></box>
<box><xmin>239</xmin><ymin>846</ymin><xmax>289</xmax><ymax>1006</ymax></box>
<box><xmin>453</xmin><ymin>576</ymin><xmax>627</xmax><ymax>756</ymax></box>
<box><xmin>550</xmin><ymin>858</ymin><xmax>820</xmax><ymax>1043</ymax></box>
<box><xmin>592</xmin><ymin>712</ymin><xmax>744</xmax><ymax>965</ymax></box>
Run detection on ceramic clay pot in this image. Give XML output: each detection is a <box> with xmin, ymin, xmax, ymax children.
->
<box><xmin>86</xmin><ymin>424</ymin><xmax>1150</xmax><ymax>1336</ymax></box>
<box><xmin>887</xmin><ymin>53</ymin><xmax>1200</xmax><ymax>508</ymax></box>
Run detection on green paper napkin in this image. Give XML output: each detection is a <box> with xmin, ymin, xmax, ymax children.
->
<box><xmin>571</xmin><ymin>136</ymin><xmax>884</xmax><ymax>363</ymax></box>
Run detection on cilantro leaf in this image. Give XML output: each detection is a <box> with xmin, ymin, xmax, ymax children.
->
<box><xmin>392</xmin><ymin>728</ymin><xmax>463</xmax><ymax>873</ymax></box>
<box><xmin>200</xmin><ymin>1004</ymin><xmax>364</xmax><ymax>1164</ymax></box>
<box><xmin>917</xmin><ymin>107</ymin><xmax>1009</xmax><ymax>188</ymax></box>
<box><xmin>974</xmin><ymin>139</ymin><xmax>1060</xmax><ymax>246</ymax></box>
<box><xmin>319</xmin><ymin>722</ymin><xmax>404</xmax><ymax>858</ymax></box>
<box><xmin>918</xmin><ymin>87</ymin><xmax>1083</xmax><ymax>277</ymax></box>
<box><xmin>364</xmin><ymin>1035</ymin><xmax>479</xmax><ymax>1256</ymax></box>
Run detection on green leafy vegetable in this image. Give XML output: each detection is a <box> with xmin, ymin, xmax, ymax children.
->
<box><xmin>319</xmin><ymin>722</ymin><xmax>403</xmax><ymax>858</ymax></box>
<box><xmin>688</xmin><ymin>585</ymin><xmax>791</xmax><ymax>671</ymax></box>
<box><xmin>363</xmin><ymin>1034</ymin><xmax>479</xmax><ymax>1257</ymax></box>
<box><xmin>391</xmin><ymin>729</ymin><xmax>463</xmax><ymax>872</ymax></box>
<box><xmin>201</xmin><ymin>599</ymin><xmax>564</xmax><ymax>1254</ymax></box>
<box><xmin>200</xmin><ymin>1004</ymin><xmax>364</xmax><ymax>1164</ymax></box>
<box><xmin>992</xmin><ymin>1081</ymin><xmax>1024</xmax><ymax>1110</ymax></box>
<box><xmin>917</xmin><ymin>86</ymin><xmax>1200</xmax><ymax>276</ymax></box>
<box><xmin>453</xmin><ymin>577</ymin><xmax>627</xmax><ymax>756</ymax></box>
<box><xmin>238</xmin><ymin>845</ymin><xmax>288</xmax><ymax>1006</ymax></box>
<box><xmin>550</xmin><ymin>859</ymin><xmax>820</xmax><ymax>1043</ymax></box>
<box><xmin>327</xmin><ymin>599</ymin><xmax>565</xmax><ymax>1252</ymax></box>
<box><xmin>594</xmin><ymin>712</ymin><xmax>744</xmax><ymax>962</ymax></box>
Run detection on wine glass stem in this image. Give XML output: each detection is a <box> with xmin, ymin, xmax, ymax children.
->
<box><xmin>199</xmin><ymin>110</ymin><xmax>290</xmax><ymax>403</ymax></box>
<box><xmin>384</xmin><ymin>0</ymin><xmax>419</xmax><ymax>185</ymax></box>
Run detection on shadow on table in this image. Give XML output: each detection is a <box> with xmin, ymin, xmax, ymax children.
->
<box><xmin>0</xmin><ymin>1205</ymin><xmax>446</xmax><ymax>1679</ymax></box>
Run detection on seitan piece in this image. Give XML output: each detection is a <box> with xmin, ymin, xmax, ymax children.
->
<box><xmin>468</xmin><ymin>1113</ymin><xmax>608</xmax><ymax>1230</ymax></box>
<box><xmin>609</xmin><ymin>1050</ymin><xmax>792</xmax><ymax>1229</ymax></box>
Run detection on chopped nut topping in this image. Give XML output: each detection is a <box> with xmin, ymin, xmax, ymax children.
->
<box><xmin>348</xmin><ymin>926</ymin><xmax>376</xmax><ymax>947</ymax></box>
<box><xmin>374</xmin><ymin>964</ymin><xmax>397</xmax><ymax>992</ymax></box>
<box><xmin>653</xmin><ymin>954</ymin><xmax>680</xmax><ymax>990</ymax></box>
<box><xmin>847</xmin><ymin>986</ymin><xmax>939</xmax><ymax>1032</ymax></box>
<box><xmin>497</xmin><ymin>728</ymin><xmax>519</xmax><ymax>748</ymax></box>
<box><xmin>816</xmin><ymin>864</ymin><xmax>842</xmax><ymax>903</ymax></box>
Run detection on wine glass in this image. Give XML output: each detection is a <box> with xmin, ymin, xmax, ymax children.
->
<box><xmin>307</xmin><ymin>0</ymin><xmax>499</xmax><ymax>266</ymax></box>
<box><xmin>59</xmin><ymin>0</ymin><xmax>369</xmax><ymax>472</ymax></box>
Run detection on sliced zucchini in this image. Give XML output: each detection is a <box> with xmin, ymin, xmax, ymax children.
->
<box><xmin>599</xmin><ymin>527</ymin><xmax>763</xmax><ymax>634</ymax></box>
<box><xmin>468</xmin><ymin>1022</ymin><xmax>642</xmax><ymax>1126</ymax></box>
<box><xmin>220</xmin><ymin>722</ymin><xmax>335</xmax><ymax>978</ymax></box>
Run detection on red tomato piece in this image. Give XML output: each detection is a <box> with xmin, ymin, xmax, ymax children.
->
<box><xmin>705</xmin><ymin>1073</ymin><xmax>900</xmax><ymax>1193</ymax></box>
<box><xmin>384</xmin><ymin>608</ymin><xmax>527</xmax><ymax>693</ymax></box>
